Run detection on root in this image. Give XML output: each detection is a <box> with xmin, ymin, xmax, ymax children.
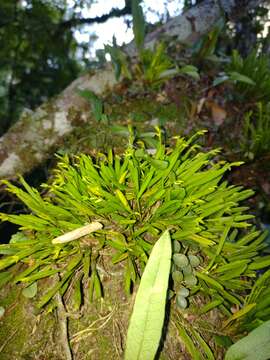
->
<box><xmin>55</xmin><ymin>291</ymin><xmax>73</xmax><ymax>360</ymax></box>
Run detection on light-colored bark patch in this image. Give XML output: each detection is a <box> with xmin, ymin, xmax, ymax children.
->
<box><xmin>0</xmin><ymin>153</ymin><xmax>21</xmax><ymax>177</ymax></box>
<box><xmin>43</xmin><ymin>120</ymin><xmax>53</xmax><ymax>130</ymax></box>
<box><xmin>69</xmin><ymin>67</ymin><xmax>117</xmax><ymax>96</ymax></box>
<box><xmin>54</xmin><ymin>111</ymin><xmax>72</xmax><ymax>136</ymax></box>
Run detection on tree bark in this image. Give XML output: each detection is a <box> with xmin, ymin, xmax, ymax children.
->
<box><xmin>0</xmin><ymin>0</ymin><xmax>261</xmax><ymax>178</ymax></box>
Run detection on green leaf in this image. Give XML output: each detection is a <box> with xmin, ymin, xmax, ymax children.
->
<box><xmin>175</xmin><ymin>325</ymin><xmax>201</xmax><ymax>360</ymax></box>
<box><xmin>218</xmin><ymin>263</ymin><xmax>248</xmax><ymax>281</ymax></box>
<box><xmin>224</xmin><ymin>304</ymin><xmax>256</xmax><ymax>327</ymax></box>
<box><xmin>10</xmin><ymin>232</ymin><xmax>29</xmax><ymax>243</ymax></box>
<box><xmin>179</xmin><ymin>65</ymin><xmax>200</xmax><ymax>80</ymax></box>
<box><xmin>125</xmin><ymin>230</ymin><xmax>172</xmax><ymax>360</ymax></box>
<box><xmin>220</xmin><ymin>289</ymin><xmax>241</xmax><ymax>305</ymax></box>
<box><xmin>83</xmin><ymin>249</ymin><xmax>91</xmax><ymax>279</ymax></box>
<box><xmin>112</xmin><ymin>251</ymin><xmax>128</xmax><ymax>264</ymax></box>
<box><xmin>150</xmin><ymin>159</ymin><xmax>169</xmax><ymax>170</ymax></box>
<box><xmin>249</xmin><ymin>256</ymin><xmax>270</xmax><ymax>270</ymax></box>
<box><xmin>73</xmin><ymin>275</ymin><xmax>83</xmax><ymax>311</ymax></box>
<box><xmin>78</xmin><ymin>89</ymin><xmax>104</xmax><ymax>122</ymax></box>
<box><xmin>213</xmin><ymin>75</ymin><xmax>229</xmax><ymax>86</ymax></box>
<box><xmin>215</xmin><ymin>260</ymin><xmax>250</xmax><ymax>273</ymax></box>
<box><xmin>225</xmin><ymin>320</ymin><xmax>270</xmax><ymax>360</ymax></box>
<box><xmin>104</xmin><ymin>36</ymin><xmax>132</xmax><ymax>80</ymax></box>
<box><xmin>197</xmin><ymin>272</ymin><xmax>223</xmax><ymax>290</ymax></box>
<box><xmin>106</xmin><ymin>231</ymin><xmax>128</xmax><ymax>251</ymax></box>
<box><xmin>115</xmin><ymin>189</ymin><xmax>132</xmax><ymax>212</ymax></box>
<box><xmin>132</xmin><ymin>0</ymin><xmax>145</xmax><ymax>50</ymax></box>
<box><xmin>228</xmin><ymin>72</ymin><xmax>256</xmax><ymax>85</ymax></box>
<box><xmin>214</xmin><ymin>335</ymin><xmax>233</xmax><ymax>348</ymax></box>
<box><xmin>124</xmin><ymin>263</ymin><xmax>132</xmax><ymax>295</ymax></box>
<box><xmin>37</xmin><ymin>270</ymin><xmax>73</xmax><ymax>308</ymax></box>
<box><xmin>22</xmin><ymin>282</ymin><xmax>38</xmax><ymax>298</ymax></box>
<box><xmin>192</xmin><ymin>19</ymin><xmax>224</xmax><ymax>60</ymax></box>
<box><xmin>0</xmin><ymin>245</ymin><xmax>18</xmax><ymax>255</ymax></box>
<box><xmin>20</xmin><ymin>268</ymin><xmax>59</xmax><ymax>282</ymax></box>
<box><xmin>0</xmin><ymin>271</ymin><xmax>13</xmax><ymax>287</ymax></box>
<box><xmin>207</xmin><ymin>224</ymin><xmax>231</xmax><ymax>270</ymax></box>
<box><xmin>199</xmin><ymin>299</ymin><xmax>223</xmax><ymax>314</ymax></box>
<box><xmin>0</xmin><ymin>245</ymin><xmax>43</xmax><ymax>271</ymax></box>
<box><xmin>88</xmin><ymin>269</ymin><xmax>103</xmax><ymax>301</ymax></box>
<box><xmin>189</xmin><ymin>234</ymin><xmax>215</xmax><ymax>247</ymax></box>
<box><xmin>189</xmin><ymin>327</ymin><xmax>215</xmax><ymax>360</ymax></box>
<box><xmin>94</xmin><ymin>271</ymin><xmax>103</xmax><ymax>299</ymax></box>
<box><xmin>158</xmin><ymin>68</ymin><xmax>178</xmax><ymax>79</ymax></box>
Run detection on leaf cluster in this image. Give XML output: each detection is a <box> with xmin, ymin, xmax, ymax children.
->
<box><xmin>104</xmin><ymin>1</ymin><xmax>199</xmax><ymax>86</ymax></box>
<box><xmin>241</xmin><ymin>102</ymin><xmax>270</xmax><ymax>159</ymax></box>
<box><xmin>78</xmin><ymin>89</ymin><xmax>108</xmax><ymax>123</ymax></box>
<box><xmin>0</xmin><ymin>0</ymin><xmax>83</xmax><ymax>133</ymax></box>
<box><xmin>0</xmin><ymin>129</ymin><xmax>269</xmax><ymax>331</ymax></box>
<box><xmin>225</xmin><ymin>50</ymin><xmax>270</xmax><ymax>102</ymax></box>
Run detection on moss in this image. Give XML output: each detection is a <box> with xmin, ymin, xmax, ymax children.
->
<box><xmin>0</xmin><ymin>286</ymin><xmax>29</xmax><ymax>358</ymax></box>
<box><xmin>106</xmin><ymin>94</ymin><xmax>180</xmax><ymax>125</ymax></box>
<box><xmin>0</xmin><ymin>281</ymin><xmax>182</xmax><ymax>359</ymax></box>
<box><xmin>62</xmin><ymin>89</ymin><xmax>187</xmax><ymax>157</ymax></box>
<box><xmin>0</xmin><ymin>284</ymin><xmax>62</xmax><ymax>359</ymax></box>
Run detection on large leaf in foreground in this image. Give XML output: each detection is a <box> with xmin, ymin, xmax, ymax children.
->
<box><xmin>225</xmin><ymin>320</ymin><xmax>270</xmax><ymax>360</ymax></box>
<box><xmin>125</xmin><ymin>230</ymin><xmax>172</xmax><ymax>360</ymax></box>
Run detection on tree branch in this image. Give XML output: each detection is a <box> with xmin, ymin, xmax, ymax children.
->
<box><xmin>58</xmin><ymin>3</ymin><xmax>132</xmax><ymax>30</ymax></box>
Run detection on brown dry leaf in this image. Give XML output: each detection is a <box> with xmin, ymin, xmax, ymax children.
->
<box><xmin>209</xmin><ymin>101</ymin><xmax>227</xmax><ymax>126</ymax></box>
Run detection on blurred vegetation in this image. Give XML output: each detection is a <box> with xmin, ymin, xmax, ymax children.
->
<box><xmin>0</xmin><ymin>0</ymin><xmax>86</xmax><ymax>134</ymax></box>
<box><xmin>0</xmin><ymin>0</ymin><xmax>269</xmax><ymax>135</ymax></box>
<box><xmin>0</xmin><ymin>0</ymin><xmax>134</xmax><ymax>135</ymax></box>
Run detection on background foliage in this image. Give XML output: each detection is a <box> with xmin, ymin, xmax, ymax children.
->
<box><xmin>0</xmin><ymin>0</ymin><xmax>269</xmax><ymax>135</ymax></box>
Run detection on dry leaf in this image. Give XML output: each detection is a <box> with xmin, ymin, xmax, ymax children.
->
<box><xmin>209</xmin><ymin>101</ymin><xmax>227</xmax><ymax>126</ymax></box>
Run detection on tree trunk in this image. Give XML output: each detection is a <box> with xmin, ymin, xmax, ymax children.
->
<box><xmin>0</xmin><ymin>0</ymin><xmax>261</xmax><ymax>178</ymax></box>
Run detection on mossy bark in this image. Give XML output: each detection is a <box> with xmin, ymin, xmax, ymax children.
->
<box><xmin>0</xmin><ymin>261</ymin><xmax>184</xmax><ymax>360</ymax></box>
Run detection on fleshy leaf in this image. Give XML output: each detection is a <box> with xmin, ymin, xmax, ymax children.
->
<box><xmin>225</xmin><ymin>320</ymin><xmax>270</xmax><ymax>360</ymax></box>
<box><xmin>125</xmin><ymin>230</ymin><xmax>172</xmax><ymax>360</ymax></box>
<box><xmin>22</xmin><ymin>282</ymin><xmax>38</xmax><ymax>298</ymax></box>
